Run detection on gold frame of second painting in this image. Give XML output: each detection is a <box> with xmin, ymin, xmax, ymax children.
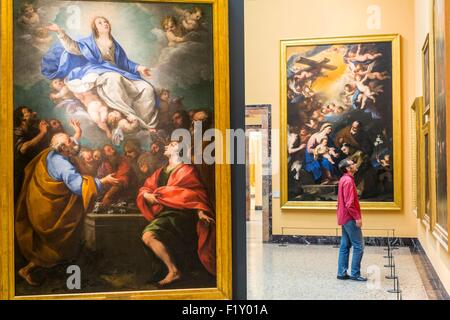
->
<box><xmin>0</xmin><ymin>0</ymin><xmax>231</xmax><ymax>300</ymax></box>
<box><xmin>280</xmin><ymin>34</ymin><xmax>402</xmax><ymax>211</ymax></box>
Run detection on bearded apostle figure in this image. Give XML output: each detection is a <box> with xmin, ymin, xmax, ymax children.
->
<box><xmin>137</xmin><ymin>140</ymin><xmax>216</xmax><ymax>286</ymax></box>
<box><xmin>15</xmin><ymin>133</ymin><xmax>119</xmax><ymax>286</ymax></box>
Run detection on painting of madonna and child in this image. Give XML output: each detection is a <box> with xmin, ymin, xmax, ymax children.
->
<box><xmin>13</xmin><ymin>0</ymin><xmax>218</xmax><ymax>296</ymax></box>
<box><xmin>286</xmin><ymin>40</ymin><xmax>395</xmax><ymax>203</ymax></box>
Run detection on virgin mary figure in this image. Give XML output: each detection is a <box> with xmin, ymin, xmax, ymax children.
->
<box><xmin>41</xmin><ymin>17</ymin><xmax>159</xmax><ymax>133</ymax></box>
<box><xmin>304</xmin><ymin>123</ymin><xmax>339</xmax><ymax>184</ymax></box>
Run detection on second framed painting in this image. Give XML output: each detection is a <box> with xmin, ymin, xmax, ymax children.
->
<box><xmin>280</xmin><ymin>34</ymin><xmax>402</xmax><ymax>211</ymax></box>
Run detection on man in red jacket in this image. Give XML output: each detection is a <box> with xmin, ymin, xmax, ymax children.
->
<box><xmin>336</xmin><ymin>159</ymin><xmax>367</xmax><ymax>282</ymax></box>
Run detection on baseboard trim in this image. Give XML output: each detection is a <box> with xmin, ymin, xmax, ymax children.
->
<box><xmin>269</xmin><ymin>235</ymin><xmax>418</xmax><ymax>247</ymax></box>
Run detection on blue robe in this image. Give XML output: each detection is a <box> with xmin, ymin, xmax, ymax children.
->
<box><xmin>46</xmin><ymin>150</ymin><xmax>102</xmax><ymax>196</ymax></box>
<box><xmin>41</xmin><ymin>34</ymin><xmax>160</xmax><ymax>131</ymax></box>
<box><xmin>304</xmin><ymin>139</ymin><xmax>338</xmax><ymax>182</ymax></box>
<box><xmin>41</xmin><ymin>34</ymin><xmax>141</xmax><ymax>82</ymax></box>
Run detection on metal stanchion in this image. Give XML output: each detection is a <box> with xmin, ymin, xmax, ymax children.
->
<box><xmin>279</xmin><ymin>238</ymin><xmax>288</xmax><ymax>247</ymax></box>
<box><xmin>388</xmin><ymin>277</ymin><xmax>402</xmax><ymax>298</ymax></box>
<box><xmin>279</xmin><ymin>228</ymin><xmax>288</xmax><ymax>247</ymax></box>
<box><xmin>391</xmin><ymin>229</ymin><xmax>399</xmax><ymax>251</ymax></box>
<box><xmin>385</xmin><ymin>260</ymin><xmax>397</xmax><ymax>280</ymax></box>
<box><xmin>333</xmin><ymin>228</ymin><xmax>339</xmax><ymax>248</ymax></box>
<box><xmin>383</xmin><ymin>231</ymin><xmax>393</xmax><ymax>260</ymax></box>
<box><xmin>384</xmin><ymin>230</ymin><xmax>391</xmax><ymax>251</ymax></box>
<box><xmin>383</xmin><ymin>229</ymin><xmax>402</xmax><ymax>300</ymax></box>
<box><xmin>384</xmin><ymin>251</ymin><xmax>394</xmax><ymax>269</ymax></box>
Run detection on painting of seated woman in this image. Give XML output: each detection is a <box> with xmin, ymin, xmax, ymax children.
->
<box><xmin>282</xmin><ymin>35</ymin><xmax>401</xmax><ymax>209</ymax></box>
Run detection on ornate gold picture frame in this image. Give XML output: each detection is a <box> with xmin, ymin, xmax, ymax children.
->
<box><xmin>428</xmin><ymin>0</ymin><xmax>450</xmax><ymax>251</ymax></box>
<box><xmin>0</xmin><ymin>0</ymin><xmax>231</xmax><ymax>300</ymax></box>
<box><xmin>280</xmin><ymin>34</ymin><xmax>402</xmax><ymax>211</ymax></box>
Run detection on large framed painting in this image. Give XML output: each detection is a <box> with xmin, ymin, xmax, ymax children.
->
<box><xmin>431</xmin><ymin>0</ymin><xmax>449</xmax><ymax>246</ymax></box>
<box><xmin>422</xmin><ymin>34</ymin><xmax>430</xmax><ymax>113</ymax></box>
<box><xmin>0</xmin><ymin>0</ymin><xmax>231</xmax><ymax>299</ymax></box>
<box><xmin>280</xmin><ymin>34</ymin><xmax>402</xmax><ymax>210</ymax></box>
<box><xmin>420</xmin><ymin>35</ymin><xmax>431</xmax><ymax>223</ymax></box>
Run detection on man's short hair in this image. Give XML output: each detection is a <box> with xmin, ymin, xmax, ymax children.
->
<box><xmin>338</xmin><ymin>159</ymin><xmax>352</xmax><ymax>174</ymax></box>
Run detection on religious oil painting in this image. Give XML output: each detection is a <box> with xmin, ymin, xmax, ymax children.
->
<box><xmin>280</xmin><ymin>35</ymin><xmax>402</xmax><ymax>210</ymax></box>
<box><xmin>433</xmin><ymin>0</ymin><xmax>448</xmax><ymax>234</ymax></box>
<box><xmin>422</xmin><ymin>34</ymin><xmax>430</xmax><ymax>110</ymax></box>
<box><xmin>1</xmin><ymin>0</ymin><xmax>231</xmax><ymax>299</ymax></box>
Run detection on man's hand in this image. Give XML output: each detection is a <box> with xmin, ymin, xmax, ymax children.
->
<box><xmin>69</xmin><ymin>119</ymin><xmax>81</xmax><ymax>129</ymax></box>
<box><xmin>39</xmin><ymin>120</ymin><xmax>49</xmax><ymax>134</ymax></box>
<box><xmin>70</xmin><ymin>119</ymin><xmax>82</xmax><ymax>141</ymax></box>
<box><xmin>100</xmin><ymin>174</ymin><xmax>120</xmax><ymax>186</ymax></box>
<box><xmin>144</xmin><ymin>193</ymin><xmax>160</xmax><ymax>204</ymax></box>
<box><xmin>198</xmin><ymin>210</ymin><xmax>215</xmax><ymax>224</ymax></box>
<box><xmin>356</xmin><ymin>219</ymin><xmax>363</xmax><ymax>228</ymax></box>
<box><xmin>70</xmin><ymin>119</ymin><xmax>81</xmax><ymax>132</ymax></box>
<box><xmin>137</xmin><ymin>65</ymin><xmax>151</xmax><ymax>77</ymax></box>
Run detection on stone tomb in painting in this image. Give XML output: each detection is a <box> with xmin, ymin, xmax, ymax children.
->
<box><xmin>83</xmin><ymin>211</ymin><xmax>148</xmax><ymax>264</ymax></box>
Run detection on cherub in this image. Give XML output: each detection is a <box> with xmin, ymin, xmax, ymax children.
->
<box><xmin>366</xmin><ymin>70</ymin><xmax>390</xmax><ymax>81</ymax></box>
<box><xmin>349</xmin><ymin>61</ymin><xmax>390</xmax><ymax>81</ymax></box>
<box><xmin>72</xmin><ymin>90</ymin><xmax>110</xmax><ymax>137</ymax></box>
<box><xmin>354</xmin><ymin>74</ymin><xmax>377</xmax><ymax>109</ymax></box>
<box><xmin>321</xmin><ymin>106</ymin><xmax>333</xmax><ymax>115</ymax></box>
<box><xmin>342</xmin><ymin>83</ymin><xmax>357</xmax><ymax>106</ymax></box>
<box><xmin>334</xmin><ymin>106</ymin><xmax>345</xmax><ymax>114</ymax></box>
<box><xmin>311</xmin><ymin>110</ymin><xmax>325</xmax><ymax>122</ymax></box>
<box><xmin>107</xmin><ymin>111</ymin><xmax>140</xmax><ymax>146</ymax></box>
<box><xmin>313</xmin><ymin>137</ymin><xmax>339</xmax><ymax>164</ymax></box>
<box><xmin>107</xmin><ymin>110</ymin><xmax>140</xmax><ymax>135</ymax></box>
<box><xmin>368</xmin><ymin>82</ymin><xmax>384</xmax><ymax>95</ymax></box>
<box><xmin>301</xmin><ymin>84</ymin><xmax>315</xmax><ymax>98</ymax></box>
<box><xmin>294</xmin><ymin>70</ymin><xmax>316</xmax><ymax>82</ymax></box>
<box><xmin>326</xmin><ymin>103</ymin><xmax>336</xmax><ymax>113</ymax></box>
<box><xmin>329</xmin><ymin>46</ymin><xmax>348</xmax><ymax>55</ymax></box>
<box><xmin>346</xmin><ymin>44</ymin><xmax>382</xmax><ymax>63</ymax></box>
<box><xmin>31</xmin><ymin>27</ymin><xmax>53</xmax><ymax>51</ymax></box>
<box><xmin>18</xmin><ymin>3</ymin><xmax>40</xmax><ymax>30</ymax></box>
<box><xmin>175</xmin><ymin>6</ymin><xmax>204</xmax><ymax>33</ymax></box>
<box><xmin>161</xmin><ymin>16</ymin><xmax>186</xmax><ymax>47</ymax></box>
<box><xmin>305</xmin><ymin>119</ymin><xmax>319</xmax><ymax>130</ymax></box>
<box><xmin>49</xmin><ymin>78</ymin><xmax>76</xmax><ymax>103</ymax></box>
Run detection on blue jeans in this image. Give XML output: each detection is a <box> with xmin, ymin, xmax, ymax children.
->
<box><xmin>337</xmin><ymin>220</ymin><xmax>364</xmax><ymax>277</ymax></box>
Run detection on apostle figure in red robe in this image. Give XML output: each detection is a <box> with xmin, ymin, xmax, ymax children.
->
<box><xmin>136</xmin><ymin>140</ymin><xmax>215</xmax><ymax>286</ymax></box>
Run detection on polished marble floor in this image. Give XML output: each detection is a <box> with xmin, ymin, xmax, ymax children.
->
<box><xmin>247</xmin><ymin>210</ymin><xmax>430</xmax><ymax>300</ymax></box>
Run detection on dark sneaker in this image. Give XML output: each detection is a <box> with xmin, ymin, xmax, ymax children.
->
<box><xmin>350</xmin><ymin>276</ymin><xmax>368</xmax><ymax>282</ymax></box>
<box><xmin>337</xmin><ymin>274</ymin><xmax>350</xmax><ymax>280</ymax></box>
